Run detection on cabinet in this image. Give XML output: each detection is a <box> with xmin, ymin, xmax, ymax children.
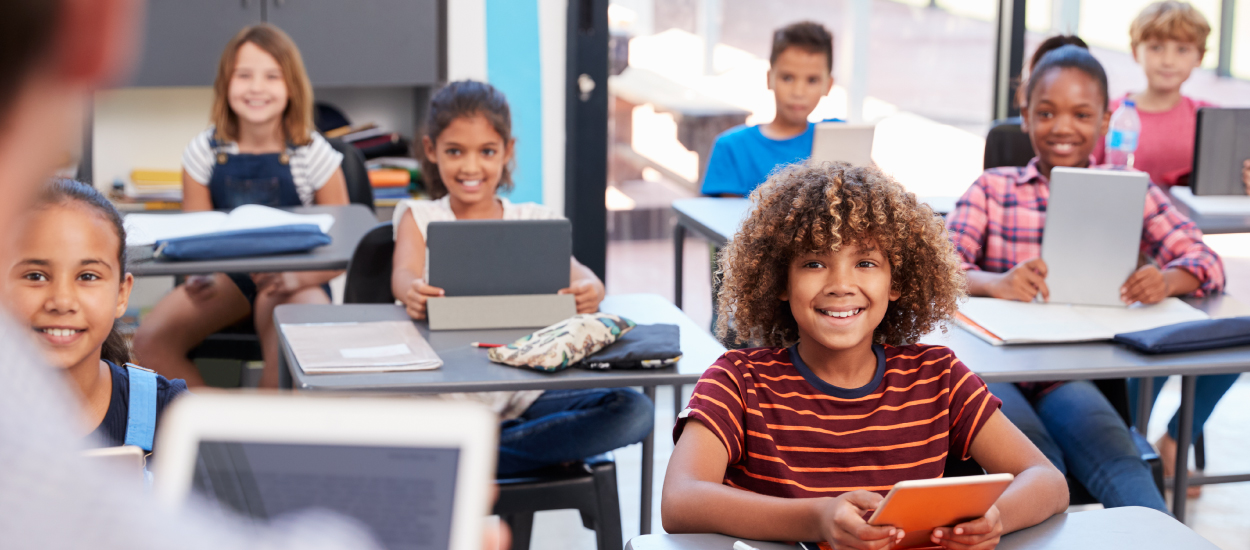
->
<box><xmin>129</xmin><ymin>0</ymin><xmax>441</xmax><ymax>87</ymax></box>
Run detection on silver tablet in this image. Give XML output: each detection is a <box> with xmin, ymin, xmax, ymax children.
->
<box><xmin>810</xmin><ymin>122</ymin><xmax>876</xmax><ymax>168</ymax></box>
<box><xmin>152</xmin><ymin>393</ymin><xmax>498</xmax><ymax>550</ymax></box>
<box><xmin>1192</xmin><ymin>107</ymin><xmax>1250</xmax><ymax>196</ymax></box>
<box><xmin>1042</xmin><ymin>167</ymin><xmax>1149</xmax><ymax>306</ymax></box>
<box><xmin>427</xmin><ymin>219</ymin><xmax>571</xmax><ymax>296</ymax></box>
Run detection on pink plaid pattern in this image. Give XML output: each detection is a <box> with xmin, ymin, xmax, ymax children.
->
<box><xmin>945</xmin><ymin>158</ymin><xmax>1224</xmax><ymax>297</ymax></box>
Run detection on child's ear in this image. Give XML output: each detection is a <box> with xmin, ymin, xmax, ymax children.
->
<box><xmin>114</xmin><ymin>273</ymin><xmax>133</xmax><ymax>319</ymax></box>
<box><xmin>823</xmin><ymin>74</ymin><xmax>835</xmax><ymax>96</ymax></box>
<box><xmin>422</xmin><ymin>136</ymin><xmax>436</xmax><ymax>162</ymax></box>
<box><xmin>1019</xmin><ymin>109</ymin><xmax>1030</xmax><ymax>133</ymax></box>
<box><xmin>1099</xmin><ymin>109</ymin><xmax>1111</xmax><ymax>137</ymax></box>
<box><xmin>779</xmin><ymin>282</ymin><xmax>790</xmax><ymax>302</ymax></box>
<box><xmin>505</xmin><ymin>138</ymin><xmax>516</xmax><ymax>163</ymax></box>
<box><xmin>766</xmin><ymin>68</ymin><xmax>775</xmax><ymax>91</ymax></box>
<box><xmin>889</xmin><ymin>286</ymin><xmax>901</xmax><ymax>302</ymax></box>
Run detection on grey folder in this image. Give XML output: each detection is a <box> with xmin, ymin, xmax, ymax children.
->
<box><xmin>427</xmin><ymin>219</ymin><xmax>571</xmax><ymax>296</ymax></box>
<box><xmin>1192</xmin><ymin>107</ymin><xmax>1250</xmax><ymax>196</ymax></box>
<box><xmin>1042</xmin><ymin>168</ymin><xmax>1149</xmax><ymax>307</ymax></box>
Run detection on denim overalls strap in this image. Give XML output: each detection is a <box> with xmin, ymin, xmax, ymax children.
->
<box><xmin>207</xmin><ymin>136</ymin><xmax>302</xmax><ymax>208</ymax></box>
<box><xmin>123</xmin><ymin>364</ymin><xmax>158</xmax><ymax>452</ymax></box>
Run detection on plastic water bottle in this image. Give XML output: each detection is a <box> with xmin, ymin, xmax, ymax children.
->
<box><xmin>1105</xmin><ymin>100</ymin><xmax>1140</xmax><ymax>167</ymax></box>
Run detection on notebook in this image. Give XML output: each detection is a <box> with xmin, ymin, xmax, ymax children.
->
<box><xmin>281</xmin><ymin>320</ymin><xmax>442</xmax><ymax>373</ymax></box>
<box><xmin>809</xmin><ymin>122</ymin><xmax>876</xmax><ymax>167</ymax></box>
<box><xmin>124</xmin><ymin>204</ymin><xmax>335</xmax><ymax>246</ymax></box>
<box><xmin>955</xmin><ymin>297</ymin><xmax>1209</xmax><ymax>345</ymax></box>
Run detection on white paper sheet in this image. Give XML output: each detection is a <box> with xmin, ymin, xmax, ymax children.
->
<box><xmin>1171</xmin><ymin>187</ymin><xmax>1250</xmax><ymax>216</ymax></box>
<box><xmin>124</xmin><ymin>204</ymin><xmax>335</xmax><ymax>246</ymax></box>
<box><xmin>958</xmin><ymin>297</ymin><xmax>1210</xmax><ymax>344</ymax></box>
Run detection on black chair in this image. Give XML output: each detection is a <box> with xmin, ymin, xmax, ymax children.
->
<box><xmin>343</xmin><ymin>225</ymin><xmax>626</xmax><ymax>550</ymax></box>
<box><xmin>188</xmin><ymin>142</ymin><xmax>378</xmax><ymax>364</ymax></box>
<box><xmin>494</xmin><ymin>454</ymin><xmax>623</xmax><ymax>550</ymax></box>
<box><xmin>983</xmin><ymin>117</ymin><xmax>1036</xmax><ymax>170</ymax></box>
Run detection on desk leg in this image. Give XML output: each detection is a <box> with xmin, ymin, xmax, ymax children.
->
<box><xmin>674</xmin><ymin>223</ymin><xmax>686</xmax><ymax>309</ymax></box>
<box><xmin>278</xmin><ymin>344</ymin><xmax>292</xmax><ymax>390</ymax></box>
<box><xmin>674</xmin><ymin>384</ymin><xmax>684</xmax><ymax>420</ymax></box>
<box><xmin>1135</xmin><ymin>377</ymin><xmax>1153</xmax><ymax>435</ymax></box>
<box><xmin>1172</xmin><ymin>375</ymin><xmax>1196</xmax><ymax>522</ymax></box>
<box><xmin>641</xmin><ymin>385</ymin><xmax>657</xmax><ymax>535</ymax></box>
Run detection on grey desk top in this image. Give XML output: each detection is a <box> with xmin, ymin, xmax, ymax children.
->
<box><xmin>1167</xmin><ymin>190</ymin><xmax>1250</xmax><ymax>235</ymax></box>
<box><xmin>624</xmin><ymin>507</ymin><xmax>1216</xmax><ymax>550</ymax></box>
<box><xmin>127</xmin><ymin>204</ymin><xmax>378</xmax><ymax>276</ymax></box>
<box><xmin>277</xmin><ymin>293</ymin><xmax>728</xmax><ymax>392</ymax></box>
<box><xmin>924</xmin><ymin>294</ymin><xmax>1250</xmax><ymax>383</ymax></box>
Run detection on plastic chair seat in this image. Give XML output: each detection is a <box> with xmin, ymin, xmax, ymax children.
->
<box><xmin>493</xmin><ymin>453</ymin><xmax>623</xmax><ymax>550</ymax></box>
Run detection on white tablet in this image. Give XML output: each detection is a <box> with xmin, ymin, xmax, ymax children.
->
<box><xmin>152</xmin><ymin>393</ymin><xmax>498</xmax><ymax>550</ymax></box>
<box><xmin>1042</xmin><ymin>167</ymin><xmax>1148</xmax><ymax>306</ymax></box>
<box><xmin>810</xmin><ymin>122</ymin><xmax>877</xmax><ymax>168</ymax></box>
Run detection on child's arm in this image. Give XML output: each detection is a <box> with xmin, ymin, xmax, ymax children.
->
<box><xmin>313</xmin><ymin>168</ymin><xmax>350</xmax><ymax>205</ymax></box>
<box><xmin>663</xmin><ymin>420</ymin><xmax>903</xmax><ymax>548</ymax></box>
<box><xmin>929</xmin><ymin>410</ymin><xmax>1068</xmax><ymax>550</ymax></box>
<box><xmin>391</xmin><ymin>213</ymin><xmax>444</xmax><ymax>320</ymax></box>
<box><xmin>965</xmin><ymin>259</ymin><xmax>1050</xmax><ymax>302</ymax></box>
<box><xmin>559</xmin><ymin>258</ymin><xmax>605</xmax><ymax>313</ymax></box>
<box><xmin>1242</xmin><ymin>160</ymin><xmax>1249</xmax><ymax>195</ymax></box>
<box><xmin>181</xmin><ymin>169</ymin><xmax>212</xmax><ymax>212</ymax></box>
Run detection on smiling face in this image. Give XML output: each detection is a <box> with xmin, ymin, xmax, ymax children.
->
<box><xmin>781</xmin><ymin>241</ymin><xmax>900</xmax><ymax>357</ymax></box>
<box><xmin>1022</xmin><ymin>67</ymin><xmax>1111</xmax><ymax>176</ymax></box>
<box><xmin>423</xmin><ymin>114</ymin><xmax>514</xmax><ymax>205</ymax></box>
<box><xmin>6</xmin><ymin>203</ymin><xmax>132</xmax><ymax>370</ymax></box>
<box><xmin>1134</xmin><ymin>38</ymin><xmax>1203</xmax><ymax>94</ymax></box>
<box><xmin>227</xmin><ymin>41</ymin><xmax>289</xmax><ymax>129</ymax></box>
<box><xmin>767</xmin><ymin>46</ymin><xmax>834</xmax><ymax>128</ymax></box>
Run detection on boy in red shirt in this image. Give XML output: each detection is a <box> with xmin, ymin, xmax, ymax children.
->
<box><xmin>662</xmin><ymin>163</ymin><xmax>1067</xmax><ymax>549</ymax></box>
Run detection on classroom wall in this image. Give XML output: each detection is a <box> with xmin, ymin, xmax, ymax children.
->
<box><xmin>448</xmin><ymin>0</ymin><xmax>567</xmax><ymax>212</ymax></box>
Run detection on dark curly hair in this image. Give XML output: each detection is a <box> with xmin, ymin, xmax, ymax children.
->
<box><xmin>715</xmin><ymin>162</ymin><xmax>966</xmax><ymax>347</ymax></box>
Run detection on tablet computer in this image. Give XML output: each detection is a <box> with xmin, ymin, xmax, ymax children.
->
<box><xmin>1192</xmin><ymin>107</ymin><xmax>1250</xmax><ymax>196</ymax></box>
<box><xmin>1042</xmin><ymin>167</ymin><xmax>1148</xmax><ymax>306</ymax></box>
<box><xmin>152</xmin><ymin>393</ymin><xmax>498</xmax><ymax>550</ymax></box>
<box><xmin>867</xmin><ymin>473</ymin><xmax>1013</xmax><ymax>549</ymax></box>
<box><xmin>810</xmin><ymin>122</ymin><xmax>876</xmax><ymax>168</ymax></box>
<box><xmin>427</xmin><ymin>219</ymin><xmax>571</xmax><ymax>296</ymax></box>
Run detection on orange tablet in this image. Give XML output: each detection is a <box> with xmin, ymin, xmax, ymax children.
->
<box><xmin>867</xmin><ymin>473</ymin><xmax>1013</xmax><ymax>549</ymax></box>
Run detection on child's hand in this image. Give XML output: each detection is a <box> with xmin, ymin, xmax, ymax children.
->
<box><xmin>252</xmin><ymin>272</ymin><xmax>304</xmax><ymax>297</ymax></box>
<box><xmin>930</xmin><ymin>504</ymin><xmax>1003</xmax><ymax>550</ymax></box>
<box><xmin>1121</xmin><ymin>265</ymin><xmax>1169</xmax><ymax>304</ymax></box>
<box><xmin>1242</xmin><ymin>160</ymin><xmax>1249</xmax><ymax>194</ymax></box>
<box><xmin>403</xmin><ymin>278</ymin><xmax>445</xmax><ymax>320</ymax></box>
<box><xmin>989</xmin><ymin>258</ymin><xmax>1048</xmax><ymax>302</ymax></box>
<box><xmin>559</xmin><ymin>279</ymin><xmax>605</xmax><ymax>313</ymax></box>
<box><xmin>818</xmin><ymin>490</ymin><xmax>904</xmax><ymax>550</ymax></box>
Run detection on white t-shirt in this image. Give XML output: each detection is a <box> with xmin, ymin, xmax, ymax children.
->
<box><xmin>392</xmin><ymin>195</ymin><xmax>564</xmax><ymax>419</ymax></box>
<box><xmin>182</xmin><ymin>127</ymin><xmax>344</xmax><ymax>206</ymax></box>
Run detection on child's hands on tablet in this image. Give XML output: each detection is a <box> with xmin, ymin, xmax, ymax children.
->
<box><xmin>988</xmin><ymin>258</ymin><xmax>1048</xmax><ymax>302</ymax></box>
<box><xmin>403</xmin><ymin>278</ymin><xmax>445</xmax><ymax>320</ymax></box>
<box><xmin>820</xmin><ymin>490</ymin><xmax>905</xmax><ymax>550</ymax></box>
<box><xmin>559</xmin><ymin>278</ymin><xmax>605</xmax><ymax>313</ymax></box>
<box><xmin>1120</xmin><ymin>265</ymin><xmax>1168</xmax><ymax>304</ymax></box>
<box><xmin>930</xmin><ymin>504</ymin><xmax>1003</xmax><ymax>550</ymax></box>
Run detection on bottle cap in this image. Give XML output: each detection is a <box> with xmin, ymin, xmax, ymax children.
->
<box><xmin>1123</xmin><ymin>99</ymin><xmax>1136</xmax><ymax>108</ymax></box>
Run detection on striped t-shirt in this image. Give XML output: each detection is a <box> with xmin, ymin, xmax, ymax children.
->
<box><xmin>182</xmin><ymin>127</ymin><xmax>344</xmax><ymax>206</ymax></box>
<box><xmin>675</xmin><ymin>344</ymin><xmax>1002</xmax><ymax>498</ymax></box>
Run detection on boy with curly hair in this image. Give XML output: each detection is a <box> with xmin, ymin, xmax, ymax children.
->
<box><xmin>662</xmin><ymin>163</ymin><xmax>1067</xmax><ymax>549</ymax></box>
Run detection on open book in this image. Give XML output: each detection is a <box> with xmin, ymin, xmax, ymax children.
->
<box><xmin>124</xmin><ymin>204</ymin><xmax>335</xmax><ymax>247</ymax></box>
<box><xmin>282</xmin><ymin>321</ymin><xmax>442</xmax><ymax>373</ymax></box>
<box><xmin>955</xmin><ymin>297</ymin><xmax>1209</xmax><ymax>345</ymax></box>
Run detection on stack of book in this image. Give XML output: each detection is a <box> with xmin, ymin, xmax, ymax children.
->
<box><xmin>124</xmin><ymin>169</ymin><xmax>183</xmax><ymax>204</ymax></box>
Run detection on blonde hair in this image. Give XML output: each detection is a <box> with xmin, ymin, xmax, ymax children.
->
<box><xmin>1130</xmin><ymin>1</ymin><xmax>1211</xmax><ymax>55</ymax></box>
<box><xmin>211</xmin><ymin>24</ymin><xmax>315</xmax><ymax>146</ymax></box>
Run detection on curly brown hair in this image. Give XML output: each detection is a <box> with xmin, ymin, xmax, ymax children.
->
<box><xmin>716</xmin><ymin>162</ymin><xmax>966</xmax><ymax>347</ymax></box>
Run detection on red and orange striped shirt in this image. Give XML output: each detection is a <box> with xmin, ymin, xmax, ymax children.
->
<box><xmin>675</xmin><ymin>344</ymin><xmax>1002</xmax><ymax>498</ymax></box>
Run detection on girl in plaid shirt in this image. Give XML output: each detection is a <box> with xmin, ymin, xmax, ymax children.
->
<box><xmin>945</xmin><ymin>41</ymin><xmax>1224</xmax><ymax>512</ymax></box>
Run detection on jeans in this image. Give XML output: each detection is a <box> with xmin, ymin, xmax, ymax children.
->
<box><xmin>1127</xmin><ymin>375</ymin><xmax>1240</xmax><ymax>441</ymax></box>
<box><xmin>990</xmin><ymin>381</ymin><xmax>1168</xmax><ymax>512</ymax></box>
<box><xmin>497</xmin><ymin>387</ymin><xmax>655</xmax><ymax>476</ymax></box>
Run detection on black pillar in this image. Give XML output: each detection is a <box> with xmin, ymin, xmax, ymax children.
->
<box><xmin>993</xmin><ymin>0</ymin><xmax>1027</xmax><ymax>120</ymax></box>
<box><xmin>565</xmin><ymin>0</ymin><xmax>609</xmax><ymax>281</ymax></box>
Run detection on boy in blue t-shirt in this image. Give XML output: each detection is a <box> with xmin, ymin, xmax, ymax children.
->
<box><xmin>701</xmin><ymin>21</ymin><xmax>839</xmax><ymax>197</ymax></box>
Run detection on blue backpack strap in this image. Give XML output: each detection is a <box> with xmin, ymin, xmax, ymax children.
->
<box><xmin>124</xmin><ymin>364</ymin><xmax>158</xmax><ymax>452</ymax></box>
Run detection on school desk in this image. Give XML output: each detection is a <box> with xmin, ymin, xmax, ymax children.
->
<box><xmin>126</xmin><ymin>204</ymin><xmax>377</xmax><ymax>276</ymax></box>
<box><xmin>274</xmin><ymin>293</ymin><xmax>728</xmax><ymax>536</ymax></box>
<box><xmin>922</xmin><ymin>293</ymin><xmax>1250</xmax><ymax>522</ymax></box>
<box><xmin>1167</xmin><ymin>190</ymin><xmax>1250</xmax><ymax>235</ymax></box>
<box><xmin>623</xmin><ymin>507</ymin><xmax>1218</xmax><ymax>550</ymax></box>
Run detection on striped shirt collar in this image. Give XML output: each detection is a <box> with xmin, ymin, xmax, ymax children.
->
<box><xmin>787</xmin><ymin>343</ymin><xmax>886</xmax><ymax>399</ymax></box>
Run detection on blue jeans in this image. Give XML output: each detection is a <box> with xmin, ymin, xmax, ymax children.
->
<box><xmin>1127</xmin><ymin>375</ymin><xmax>1240</xmax><ymax>441</ymax></box>
<box><xmin>497</xmin><ymin>388</ymin><xmax>654</xmax><ymax>476</ymax></box>
<box><xmin>990</xmin><ymin>381</ymin><xmax>1167</xmax><ymax>512</ymax></box>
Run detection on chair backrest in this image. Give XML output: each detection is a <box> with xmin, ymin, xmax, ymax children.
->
<box><xmin>326</xmin><ymin>136</ymin><xmax>375</xmax><ymax>212</ymax></box>
<box><xmin>344</xmin><ymin>222</ymin><xmax>396</xmax><ymax>304</ymax></box>
<box><xmin>983</xmin><ymin>117</ymin><xmax>1037</xmax><ymax>170</ymax></box>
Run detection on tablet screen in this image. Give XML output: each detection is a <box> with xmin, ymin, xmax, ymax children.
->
<box><xmin>192</xmin><ymin>441</ymin><xmax>460</xmax><ymax>550</ymax></box>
